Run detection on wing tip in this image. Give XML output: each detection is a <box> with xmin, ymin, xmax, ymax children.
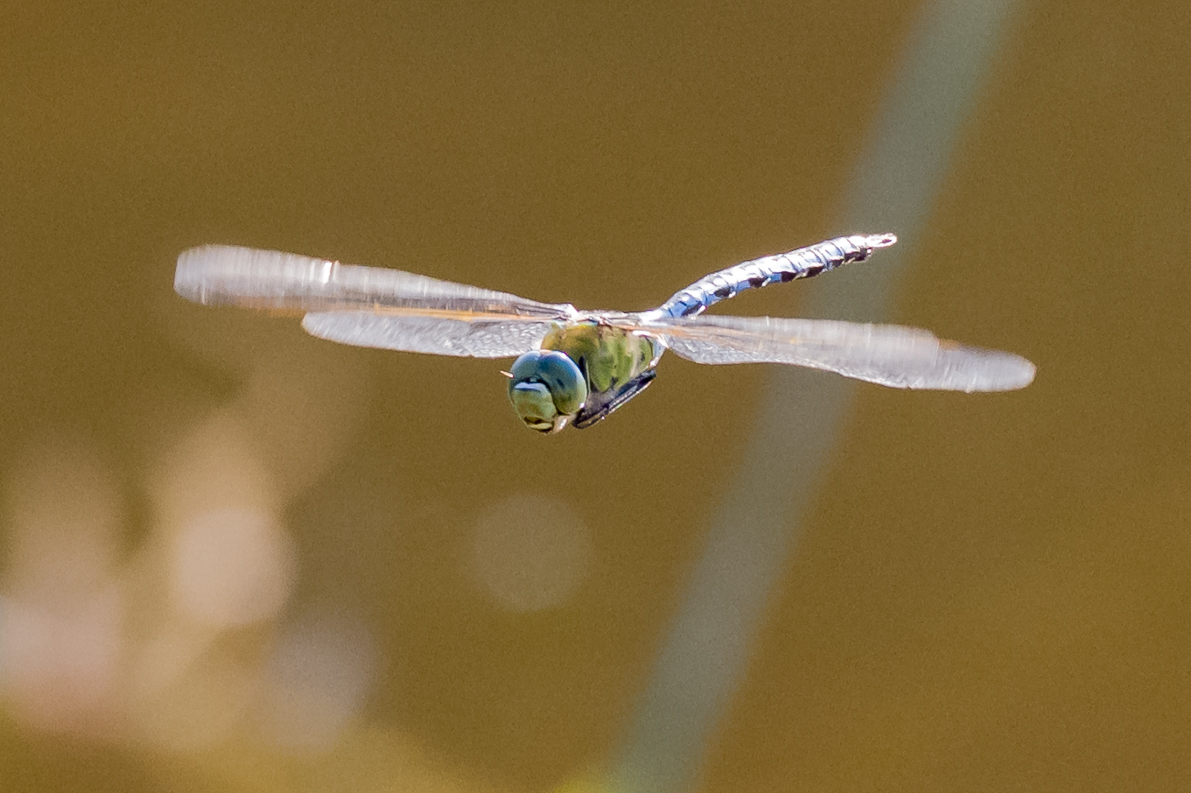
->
<box><xmin>1001</xmin><ymin>354</ymin><xmax>1037</xmax><ymax>391</ymax></box>
<box><xmin>174</xmin><ymin>244</ymin><xmax>335</xmax><ymax>309</ymax></box>
<box><xmin>960</xmin><ymin>350</ymin><xmax>1036</xmax><ymax>393</ymax></box>
<box><xmin>174</xmin><ymin>244</ymin><xmax>246</xmax><ymax>305</ymax></box>
<box><xmin>174</xmin><ymin>246</ymin><xmax>210</xmax><ymax>304</ymax></box>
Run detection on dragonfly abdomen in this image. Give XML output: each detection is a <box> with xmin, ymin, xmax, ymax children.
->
<box><xmin>654</xmin><ymin>233</ymin><xmax>897</xmax><ymax>319</ymax></box>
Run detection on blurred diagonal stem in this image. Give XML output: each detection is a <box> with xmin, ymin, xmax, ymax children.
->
<box><xmin>604</xmin><ymin>1</ymin><xmax>1022</xmax><ymax>791</ymax></box>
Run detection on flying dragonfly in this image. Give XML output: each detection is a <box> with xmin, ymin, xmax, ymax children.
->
<box><xmin>174</xmin><ymin>234</ymin><xmax>1035</xmax><ymax>433</ymax></box>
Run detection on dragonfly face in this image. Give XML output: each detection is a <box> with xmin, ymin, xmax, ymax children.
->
<box><xmin>507</xmin><ymin>350</ymin><xmax>588</xmax><ymax>433</ymax></box>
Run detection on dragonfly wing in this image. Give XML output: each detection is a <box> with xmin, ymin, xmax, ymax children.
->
<box><xmin>654</xmin><ymin>314</ymin><xmax>1035</xmax><ymax>392</ymax></box>
<box><xmin>175</xmin><ymin>245</ymin><xmax>575</xmax><ymax>319</ymax></box>
<box><xmin>300</xmin><ymin>312</ymin><xmax>554</xmax><ymax>358</ymax></box>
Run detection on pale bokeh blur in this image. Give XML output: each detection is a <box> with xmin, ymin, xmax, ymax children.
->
<box><xmin>471</xmin><ymin>493</ymin><xmax>593</xmax><ymax>613</ymax></box>
<box><xmin>1</xmin><ymin>1</ymin><xmax>1188</xmax><ymax>792</ymax></box>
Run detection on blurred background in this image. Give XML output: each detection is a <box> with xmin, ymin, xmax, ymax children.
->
<box><xmin>1</xmin><ymin>1</ymin><xmax>1188</xmax><ymax>791</ymax></box>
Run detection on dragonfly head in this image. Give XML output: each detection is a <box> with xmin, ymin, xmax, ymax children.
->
<box><xmin>507</xmin><ymin>350</ymin><xmax>588</xmax><ymax>433</ymax></box>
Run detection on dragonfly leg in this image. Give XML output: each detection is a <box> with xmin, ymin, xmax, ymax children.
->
<box><xmin>573</xmin><ymin>368</ymin><xmax>658</xmax><ymax>429</ymax></box>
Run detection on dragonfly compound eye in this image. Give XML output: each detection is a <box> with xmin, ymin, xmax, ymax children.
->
<box><xmin>508</xmin><ymin>350</ymin><xmax>588</xmax><ymax>432</ymax></box>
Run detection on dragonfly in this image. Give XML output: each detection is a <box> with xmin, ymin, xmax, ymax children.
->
<box><xmin>174</xmin><ymin>234</ymin><xmax>1034</xmax><ymax>433</ymax></box>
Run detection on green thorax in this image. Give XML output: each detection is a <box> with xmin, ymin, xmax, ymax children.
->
<box><xmin>541</xmin><ymin>320</ymin><xmax>661</xmax><ymax>396</ymax></box>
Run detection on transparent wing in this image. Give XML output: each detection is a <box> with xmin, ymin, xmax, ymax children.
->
<box><xmin>300</xmin><ymin>312</ymin><xmax>554</xmax><ymax>358</ymax></box>
<box><xmin>175</xmin><ymin>245</ymin><xmax>576</xmax><ymax>320</ymax></box>
<box><xmin>652</xmin><ymin>314</ymin><xmax>1035</xmax><ymax>392</ymax></box>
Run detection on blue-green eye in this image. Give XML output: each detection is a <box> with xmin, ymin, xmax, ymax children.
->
<box><xmin>507</xmin><ymin>350</ymin><xmax>587</xmax><ymax>432</ymax></box>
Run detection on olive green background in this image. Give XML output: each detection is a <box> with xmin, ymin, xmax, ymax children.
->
<box><xmin>1</xmin><ymin>1</ymin><xmax>1189</xmax><ymax>791</ymax></box>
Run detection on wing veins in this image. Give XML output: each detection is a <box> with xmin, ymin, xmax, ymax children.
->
<box><xmin>175</xmin><ymin>245</ymin><xmax>575</xmax><ymax>319</ymax></box>
<box><xmin>650</xmin><ymin>314</ymin><xmax>1035</xmax><ymax>392</ymax></box>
